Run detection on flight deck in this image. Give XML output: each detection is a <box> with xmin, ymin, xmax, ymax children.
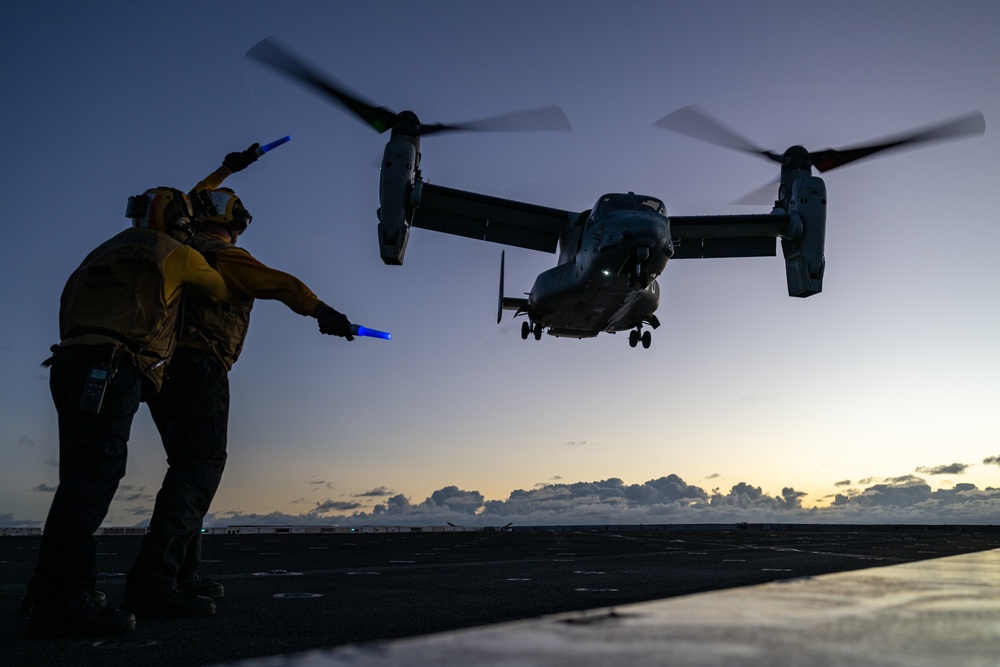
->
<box><xmin>2</xmin><ymin>525</ymin><xmax>997</xmax><ymax>666</ymax></box>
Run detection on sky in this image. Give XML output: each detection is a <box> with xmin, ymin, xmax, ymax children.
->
<box><xmin>1</xmin><ymin>1</ymin><xmax>998</xmax><ymax>528</ymax></box>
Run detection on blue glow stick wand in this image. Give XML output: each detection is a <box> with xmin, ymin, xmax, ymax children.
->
<box><xmin>351</xmin><ymin>324</ymin><xmax>392</xmax><ymax>340</ymax></box>
<box><xmin>255</xmin><ymin>135</ymin><xmax>291</xmax><ymax>156</ymax></box>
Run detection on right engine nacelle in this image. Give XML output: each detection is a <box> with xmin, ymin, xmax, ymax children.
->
<box><xmin>781</xmin><ymin>176</ymin><xmax>827</xmax><ymax>297</ymax></box>
<box><xmin>377</xmin><ymin>134</ymin><xmax>419</xmax><ymax>265</ymax></box>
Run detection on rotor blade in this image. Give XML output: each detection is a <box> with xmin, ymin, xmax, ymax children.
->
<box><xmin>246</xmin><ymin>37</ymin><xmax>400</xmax><ymax>133</ymax></box>
<box><xmin>733</xmin><ymin>179</ymin><xmax>780</xmax><ymax>206</ymax></box>
<box><xmin>653</xmin><ymin>106</ymin><xmax>782</xmax><ymax>163</ymax></box>
<box><xmin>809</xmin><ymin>111</ymin><xmax>986</xmax><ymax>173</ymax></box>
<box><xmin>421</xmin><ymin>105</ymin><xmax>571</xmax><ymax>136</ymax></box>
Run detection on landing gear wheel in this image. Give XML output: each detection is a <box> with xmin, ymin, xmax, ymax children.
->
<box><xmin>521</xmin><ymin>321</ymin><xmax>530</xmax><ymax>340</ymax></box>
<box><xmin>641</xmin><ymin>330</ymin><xmax>652</xmax><ymax>349</ymax></box>
<box><xmin>533</xmin><ymin>323</ymin><xmax>543</xmax><ymax>340</ymax></box>
<box><xmin>629</xmin><ymin>330</ymin><xmax>639</xmax><ymax>348</ymax></box>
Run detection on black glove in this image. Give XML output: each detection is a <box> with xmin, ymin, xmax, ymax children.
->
<box><xmin>317</xmin><ymin>307</ymin><xmax>354</xmax><ymax>340</ymax></box>
<box><xmin>222</xmin><ymin>144</ymin><xmax>260</xmax><ymax>173</ymax></box>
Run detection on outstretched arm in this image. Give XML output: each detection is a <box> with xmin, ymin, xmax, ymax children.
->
<box><xmin>212</xmin><ymin>247</ymin><xmax>352</xmax><ymax>340</ymax></box>
<box><xmin>190</xmin><ymin>144</ymin><xmax>261</xmax><ymax>192</ymax></box>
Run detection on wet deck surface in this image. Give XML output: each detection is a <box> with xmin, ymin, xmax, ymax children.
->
<box><xmin>2</xmin><ymin>526</ymin><xmax>998</xmax><ymax>666</ymax></box>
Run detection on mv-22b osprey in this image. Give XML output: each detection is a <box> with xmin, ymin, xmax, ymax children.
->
<box><xmin>248</xmin><ymin>39</ymin><xmax>985</xmax><ymax>349</ymax></box>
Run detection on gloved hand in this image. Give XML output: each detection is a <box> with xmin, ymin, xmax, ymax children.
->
<box><xmin>222</xmin><ymin>144</ymin><xmax>260</xmax><ymax>173</ymax></box>
<box><xmin>317</xmin><ymin>307</ymin><xmax>354</xmax><ymax>340</ymax></box>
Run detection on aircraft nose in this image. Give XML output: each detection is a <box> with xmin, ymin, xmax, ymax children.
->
<box><xmin>625</xmin><ymin>215</ymin><xmax>669</xmax><ymax>249</ymax></box>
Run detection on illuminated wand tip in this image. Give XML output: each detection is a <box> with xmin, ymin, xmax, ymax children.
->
<box><xmin>256</xmin><ymin>135</ymin><xmax>291</xmax><ymax>156</ymax></box>
<box><xmin>350</xmin><ymin>324</ymin><xmax>392</xmax><ymax>340</ymax></box>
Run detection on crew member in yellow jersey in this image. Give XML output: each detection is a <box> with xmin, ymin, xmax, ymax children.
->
<box><xmin>24</xmin><ymin>188</ymin><xmax>230</xmax><ymax>638</ymax></box>
<box><xmin>123</xmin><ymin>146</ymin><xmax>355</xmax><ymax>619</ymax></box>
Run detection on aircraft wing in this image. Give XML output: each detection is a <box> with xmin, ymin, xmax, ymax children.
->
<box><xmin>412</xmin><ymin>183</ymin><xmax>575</xmax><ymax>253</ymax></box>
<box><xmin>669</xmin><ymin>213</ymin><xmax>791</xmax><ymax>259</ymax></box>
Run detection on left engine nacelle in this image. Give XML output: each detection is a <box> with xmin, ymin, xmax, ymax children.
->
<box><xmin>377</xmin><ymin>134</ymin><xmax>420</xmax><ymax>265</ymax></box>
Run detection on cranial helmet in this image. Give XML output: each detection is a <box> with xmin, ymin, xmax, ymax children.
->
<box><xmin>127</xmin><ymin>187</ymin><xmax>196</xmax><ymax>238</ymax></box>
<box><xmin>193</xmin><ymin>188</ymin><xmax>252</xmax><ymax>236</ymax></box>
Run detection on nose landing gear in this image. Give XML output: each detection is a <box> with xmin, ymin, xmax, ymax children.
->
<box><xmin>626</xmin><ymin>247</ymin><xmax>654</xmax><ymax>288</ymax></box>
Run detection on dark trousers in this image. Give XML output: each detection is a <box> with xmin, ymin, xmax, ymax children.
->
<box><xmin>126</xmin><ymin>348</ymin><xmax>229</xmax><ymax>593</ymax></box>
<box><xmin>27</xmin><ymin>344</ymin><xmax>143</xmax><ymax>602</ymax></box>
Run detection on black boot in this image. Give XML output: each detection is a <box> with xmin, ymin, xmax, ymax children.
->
<box><xmin>123</xmin><ymin>588</ymin><xmax>215</xmax><ymax>619</ymax></box>
<box><xmin>26</xmin><ymin>594</ymin><xmax>135</xmax><ymax>638</ymax></box>
<box><xmin>21</xmin><ymin>588</ymin><xmax>107</xmax><ymax>616</ymax></box>
<box><xmin>178</xmin><ymin>577</ymin><xmax>224</xmax><ymax>599</ymax></box>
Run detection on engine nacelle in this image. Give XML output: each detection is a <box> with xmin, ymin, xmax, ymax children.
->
<box><xmin>781</xmin><ymin>176</ymin><xmax>826</xmax><ymax>297</ymax></box>
<box><xmin>377</xmin><ymin>134</ymin><xmax>419</xmax><ymax>265</ymax></box>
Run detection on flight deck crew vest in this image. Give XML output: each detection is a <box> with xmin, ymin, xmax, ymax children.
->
<box><xmin>59</xmin><ymin>228</ymin><xmax>183</xmax><ymax>388</ymax></box>
<box><xmin>181</xmin><ymin>232</ymin><xmax>254</xmax><ymax>371</ymax></box>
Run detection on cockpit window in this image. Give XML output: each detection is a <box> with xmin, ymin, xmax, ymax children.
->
<box><xmin>594</xmin><ymin>193</ymin><xmax>666</xmax><ymax>219</ymax></box>
<box><xmin>637</xmin><ymin>198</ymin><xmax>666</xmax><ymax>215</ymax></box>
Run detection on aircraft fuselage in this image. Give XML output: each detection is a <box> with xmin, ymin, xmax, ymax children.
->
<box><xmin>527</xmin><ymin>193</ymin><xmax>671</xmax><ymax>337</ymax></box>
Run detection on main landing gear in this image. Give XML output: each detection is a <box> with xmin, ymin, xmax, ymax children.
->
<box><xmin>628</xmin><ymin>327</ymin><xmax>652</xmax><ymax>349</ymax></box>
<box><xmin>628</xmin><ymin>315</ymin><xmax>660</xmax><ymax>349</ymax></box>
<box><xmin>521</xmin><ymin>321</ymin><xmax>543</xmax><ymax>340</ymax></box>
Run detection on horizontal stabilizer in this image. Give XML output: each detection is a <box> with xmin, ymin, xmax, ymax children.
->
<box><xmin>502</xmin><ymin>297</ymin><xmax>529</xmax><ymax>312</ymax></box>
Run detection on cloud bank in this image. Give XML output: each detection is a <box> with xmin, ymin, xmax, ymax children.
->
<box><xmin>202</xmin><ymin>473</ymin><xmax>1000</xmax><ymax>529</ymax></box>
<box><xmin>11</xmin><ymin>458</ymin><xmax>1000</xmax><ymax>528</ymax></box>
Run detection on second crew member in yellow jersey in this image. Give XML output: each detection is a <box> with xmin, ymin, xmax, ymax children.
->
<box><xmin>24</xmin><ymin>187</ymin><xmax>230</xmax><ymax>637</ymax></box>
<box><xmin>124</xmin><ymin>145</ymin><xmax>355</xmax><ymax>619</ymax></box>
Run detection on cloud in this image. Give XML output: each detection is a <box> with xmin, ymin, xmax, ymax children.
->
<box><xmin>887</xmin><ymin>474</ymin><xmax>923</xmax><ymax>484</ymax></box>
<box><xmin>109</xmin><ymin>484</ymin><xmax>155</xmax><ymax>504</ymax></box>
<box><xmin>352</xmin><ymin>476</ymin><xmax>806</xmax><ymax>527</ymax></box>
<box><xmin>480</xmin><ymin>476</ymin><xmax>708</xmax><ymax>521</ymax></box>
<box><xmin>31</xmin><ymin>484</ymin><xmax>57</xmax><ymax>493</ymax></box>
<box><xmin>834</xmin><ymin>480</ymin><xmax>852</xmax><ymax>487</ymax></box>
<box><xmin>429</xmin><ymin>486</ymin><xmax>485</xmax><ymax>514</ymax></box>
<box><xmin>827</xmin><ymin>478</ymin><xmax>1000</xmax><ymax>523</ymax></box>
<box><xmin>832</xmin><ymin>479</ymin><xmax>931</xmax><ymax>508</ymax></box>
<box><xmin>315</xmin><ymin>500</ymin><xmax>364</xmax><ymax>513</ymax></box>
<box><xmin>375</xmin><ymin>495</ymin><xmax>412</xmax><ymax>513</ymax></box>
<box><xmin>18</xmin><ymin>435</ymin><xmax>35</xmax><ymax>448</ymax></box>
<box><xmin>708</xmin><ymin>483</ymin><xmax>807</xmax><ymax>511</ymax></box>
<box><xmin>115</xmin><ymin>490</ymin><xmax>155</xmax><ymax>503</ymax></box>
<box><xmin>984</xmin><ymin>455</ymin><xmax>1000</xmax><ymax>467</ymax></box>
<box><xmin>352</xmin><ymin>487</ymin><xmax>395</xmax><ymax>498</ymax></box>
<box><xmin>915</xmin><ymin>463</ymin><xmax>970</xmax><ymax>475</ymax></box>
<box><xmin>0</xmin><ymin>513</ymin><xmax>41</xmax><ymax>527</ymax></box>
